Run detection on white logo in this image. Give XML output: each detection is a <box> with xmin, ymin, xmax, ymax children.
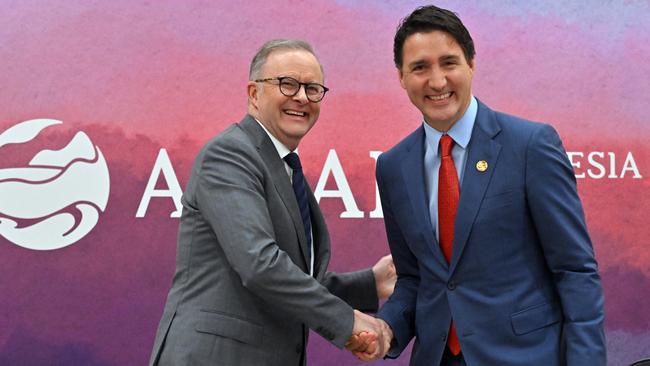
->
<box><xmin>0</xmin><ymin>119</ymin><xmax>110</xmax><ymax>250</ymax></box>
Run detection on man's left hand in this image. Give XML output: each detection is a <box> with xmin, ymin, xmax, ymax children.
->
<box><xmin>372</xmin><ymin>255</ymin><xmax>396</xmax><ymax>300</ymax></box>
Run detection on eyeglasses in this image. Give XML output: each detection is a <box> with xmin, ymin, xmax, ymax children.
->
<box><xmin>254</xmin><ymin>76</ymin><xmax>329</xmax><ymax>103</ymax></box>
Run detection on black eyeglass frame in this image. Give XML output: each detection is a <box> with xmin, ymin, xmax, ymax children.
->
<box><xmin>254</xmin><ymin>76</ymin><xmax>329</xmax><ymax>103</ymax></box>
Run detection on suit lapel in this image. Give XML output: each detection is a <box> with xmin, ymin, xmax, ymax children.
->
<box><xmin>401</xmin><ymin>127</ymin><xmax>449</xmax><ymax>270</ymax></box>
<box><xmin>449</xmin><ymin>102</ymin><xmax>502</xmax><ymax>274</ymax></box>
<box><xmin>239</xmin><ymin>116</ymin><xmax>311</xmax><ymax>270</ymax></box>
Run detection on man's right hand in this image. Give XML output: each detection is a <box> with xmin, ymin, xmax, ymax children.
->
<box><xmin>345</xmin><ymin>310</ymin><xmax>393</xmax><ymax>361</ymax></box>
<box><xmin>345</xmin><ymin>310</ymin><xmax>378</xmax><ymax>353</ymax></box>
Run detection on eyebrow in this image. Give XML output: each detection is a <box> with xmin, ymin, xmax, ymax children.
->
<box><xmin>278</xmin><ymin>75</ymin><xmax>323</xmax><ymax>84</ymax></box>
<box><xmin>440</xmin><ymin>55</ymin><xmax>461</xmax><ymax>63</ymax></box>
<box><xmin>407</xmin><ymin>60</ymin><xmax>430</xmax><ymax>69</ymax></box>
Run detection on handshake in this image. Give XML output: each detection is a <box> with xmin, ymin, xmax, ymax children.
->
<box><xmin>343</xmin><ymin>254</ymin><xmax>395</xmax><ymax>361</ymax></box>
<box><xmin>345</xmin><ymin>310</ymin><xmax>394</xmax><ymax>362</ymax></box>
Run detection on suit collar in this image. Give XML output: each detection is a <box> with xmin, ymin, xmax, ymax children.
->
<box><xmin>239</xmin><ymin>115</ymin><xmax>312</xmax><ymax>271</ymax></box>
<box><xmin>252</xmin><ymin>117</ymin><xmax>294</xmax><ymax>159</ymax></box>
<box><xmin>473</xmin><ymin>99</ymin><xmax>501</xmax><ymax>138</ymax></box>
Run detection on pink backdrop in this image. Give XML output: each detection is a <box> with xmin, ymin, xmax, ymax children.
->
<box><xmin>1</xmin><ymin>1</ymin><xmax>648</xmax><ymax>365</ymax></box>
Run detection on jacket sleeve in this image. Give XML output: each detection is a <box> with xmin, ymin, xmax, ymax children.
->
<box><xmin>321</xmin><ymin>269</ymin><xmax>378</xmax><ymax>312</ymax></box>
<box><xmin>375</xmin><ymin>154</ymin><xmax>419</xmax><ymax>358</ymax></box>
<box><xmin>525</xmin><ymin>124</ymin><xmax>606</xmax><ymax>365</ymax></box>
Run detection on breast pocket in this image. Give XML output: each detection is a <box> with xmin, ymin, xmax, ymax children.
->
<box><xmin>194</xmin><ymin>309</ymin><xmax>264</xmax><ymax>346</ymax></box>
<box><xmin>475</xmin><ymin>189</ymin><xmax>525</xmax><ymax>224</ymax></box>
<box><xmin>481</xmin><ymin>189</ymin><xmax>524</xmax><ymax>210</ymax></box>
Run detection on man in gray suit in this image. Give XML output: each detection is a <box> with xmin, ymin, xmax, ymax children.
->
<box><xmin>149</xmin><ymin>39</ymin><xmax>393</xmax><ymax>366</ymax></box>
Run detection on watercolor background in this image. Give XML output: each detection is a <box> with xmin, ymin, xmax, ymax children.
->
<box><xmin>0</xmin><ymin>1</ymin><xmax>648</xmax><ymax>365</ymax></box>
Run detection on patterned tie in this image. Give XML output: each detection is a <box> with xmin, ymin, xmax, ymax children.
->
<box><xmin>438</xmin><ymin>134</ymin><xmax>461</xmax><ymax>355</ymax></box>
<box><xmin>284</xmin><ymin>152</ymin><xmax>312</xmax><ymax>257</ymax></box>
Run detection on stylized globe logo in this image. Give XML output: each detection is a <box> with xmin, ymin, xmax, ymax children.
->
<box><xmin>0</xmin><ymin>119</ymin><xmax>110</xmax><ymax>250</ymax></box>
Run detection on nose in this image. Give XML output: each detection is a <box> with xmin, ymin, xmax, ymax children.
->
<box><xmin>427</xmin><ymin>69</ymin><xmax>447</xmax><ymax>91</ymax></box>
<box><xmin>292</xmin><ymin>85</ymin><xmax>309</xmax><ymax>104</ymax></box>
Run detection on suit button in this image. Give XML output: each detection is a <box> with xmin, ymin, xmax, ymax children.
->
<box><xmin>295</xmin><ymin>344</ymin><xmax>303</xmax><ymax>353</ymax></box>
<box><xmin>441</xmin><ymin>334</ymin><xmax>447</xmax><ymax>342</ymax></box>
<box><xmin>447</xmin><ymin>281</ymin><xmax>456</xmax><ymax>290</ymax></box>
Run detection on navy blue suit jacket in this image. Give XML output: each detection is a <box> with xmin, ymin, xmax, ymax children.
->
<box><xmin>376</xmin><ymin>100</ymin><xmax>605</xmax><ymax>366</ymax></box>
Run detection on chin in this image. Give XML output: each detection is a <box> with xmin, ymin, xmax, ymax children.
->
<box><xmin>428</xmin><ymin>108</ymin><xmax>458</xmax><ymax>123</ymax></box>
<box><xmin>291</xmin><ymin>124</ymin><xmax>314</xmax><ymax>136</ymax></box>
<box><xmin>282</xmin><ymin>129</ymin><xmax>310</xmax><ymax>142</ymax></box>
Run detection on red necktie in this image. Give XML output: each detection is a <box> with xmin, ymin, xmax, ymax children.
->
<box><xmin>438</xmin><ymin>134</ymin><xmax>461</xmax><ymax>355</ymax></box>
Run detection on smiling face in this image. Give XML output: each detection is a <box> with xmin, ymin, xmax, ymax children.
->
<box><xmin>247</xmin><ymin>49</ymin><xmax>323</xmax><ymax>150</ymax></box>
<box><xmin>398</xmin><ymin>30</ymin><xmax>475</xmax><ymax>132</ymax></box>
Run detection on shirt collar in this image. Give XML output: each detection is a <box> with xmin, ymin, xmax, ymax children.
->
<box><xmin>423</xmin><ymin>96</ymin><xmax>477</xmax><ymax>155</ymax></box>
<box><xmin>254</xmin><ymin>118</ymin><xmax>295</xmax><ymax>159</ymax></box>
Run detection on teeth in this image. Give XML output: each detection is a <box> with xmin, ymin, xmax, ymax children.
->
<box><xmin>428</xmin><ymin>92</ymin><xmax>452</xmax><ymax>101</ymax></box>
<box><xmin>285</xmin><ymin>110</ymin><xmax>306</xmax><ymax>116</ymax></box>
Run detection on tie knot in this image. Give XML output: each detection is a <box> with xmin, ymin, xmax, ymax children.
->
<box><xmin>440</xmin><ymin>135</ymin><xmax>455</xmax><ymax>157</ymax></box>
<box><xmin>284</xmin><ymin>152</ymin><xmax>302</xmax><ymax>170</ymax></box>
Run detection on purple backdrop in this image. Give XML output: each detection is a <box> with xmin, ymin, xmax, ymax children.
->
<box><xmin>0</xmin><ymin>1</ymin><xmax>648</xmax><ymax>365</ymax></box>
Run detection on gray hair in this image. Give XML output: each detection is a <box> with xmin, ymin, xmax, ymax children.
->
<box><xmin>248</xmin><ymin>39</ymin><xmax>324</xmax><ymax>80</ymax></box>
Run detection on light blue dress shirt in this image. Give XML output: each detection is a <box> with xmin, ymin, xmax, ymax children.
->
<box><xmin>423</xmin><ymin>96</ymin><xmax>478</xmax><ymax>241</ymax></box>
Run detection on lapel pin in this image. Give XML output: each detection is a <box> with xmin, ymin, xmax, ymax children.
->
<box><xmin>476</xmin><ymin>160</ymin><xmax>488</xmax><ymax>172</ymax></box>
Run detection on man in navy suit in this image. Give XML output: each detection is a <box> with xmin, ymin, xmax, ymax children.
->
<box><xmin>352</xmin><ymin>5</ymin><xmax>606</xmax><ymax>366</ymax></box>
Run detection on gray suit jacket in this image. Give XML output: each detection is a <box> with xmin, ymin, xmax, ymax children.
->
<box><xmin>149</xmin><ymin>115</ymin><xmax>377</xmax><ymax>366</ymax></box>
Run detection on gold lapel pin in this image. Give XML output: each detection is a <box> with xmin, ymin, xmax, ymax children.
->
<box><xmin>476</xmin><ymin>160</ymin><xmax>488</xmax><ymax>172</ymax></box>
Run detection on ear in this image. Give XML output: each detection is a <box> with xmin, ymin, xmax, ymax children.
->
<box><xmin>397</xmin><ymin>68</ymin><xmax>406</xmax><ymax>89</ymax></box>
<box><xmin>468</xmin><ymin>57</ymin><xmax>476</xmax><ymax>74</ymax></box>
<box><xmin>247</xmin><ymin>81</ymin><xmax>259</xmax><ymax>109</ymax></box>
